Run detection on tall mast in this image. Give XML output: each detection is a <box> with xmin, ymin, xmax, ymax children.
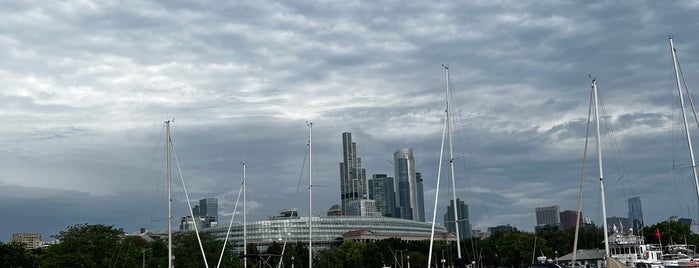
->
<box><xmin>243</xmin><ymin>162</ymin><xmax>248</xmax><ymax>268</ymax></box>
<box><xmin>165</xmin><ymin>120</ymin><xmax>173</xmax><ymax>268</ymax></box>
<box><xmin>307</xmin><ymin>121</ymin><xmax>313</xmax><ymax>268</ymax></box>
<box><xmin>592</xmin><ymin>80</ymin><xmax>610</xmax><ymax>257</ymax></box>
<box><xmin>669</xmin><ymin>36</ymin><xmax>699</xmax><ymax>207</ymax></box>
<box><xmin>445</xmin><ymin>66</ymin><xmax>462</xmax><ymax>259</ymax></box>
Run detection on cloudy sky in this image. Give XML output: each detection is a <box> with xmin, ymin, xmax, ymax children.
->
<box><xmin>2</xmin><ymin>1</ymin><xmax>699</xmax><ymax>241</ymax></box>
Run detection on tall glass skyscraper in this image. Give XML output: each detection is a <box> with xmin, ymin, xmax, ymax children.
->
<box><xmin>444</xmin><ymin>198</ymin><xmax>471</xmax><ymax>238</ymax></box>
<box><xmin>339</xmin><ymin>132</ymin><xmax>367</xmax><ymax>215</ymax></box>
<box><xmin>628</xmin><ymin>196</ymin><xmax>643</xmax><ymax>231</ymax></box>
<box><xmin>394</xmin><ymin>148</ymin><xmax>424</xmax><ymax>222</ymax></box>
<box><xmin>368</xmin><ymin>174</ymin><xmax>396</xmax><ymax>217</ymax></box>
<box><xmin>199</xmin><ymin>198</ymin><xmax>218</xmax><ymax>220</ymax></box>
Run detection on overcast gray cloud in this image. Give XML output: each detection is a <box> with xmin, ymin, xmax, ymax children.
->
<box><xmin>2</xmin><ymin>0</ymin><xmax>699</xmax><ymax>241</ymax></box>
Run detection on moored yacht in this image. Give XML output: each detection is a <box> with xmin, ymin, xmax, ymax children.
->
<box><xmin>662</xmin><ymin>244</ymin><xmax>698</xmax><ymax>268</ymax></box>
<box><xmin>608</xmin><ymin>229</ymin><xmax>663</xmax><ymax>268</ymax></box>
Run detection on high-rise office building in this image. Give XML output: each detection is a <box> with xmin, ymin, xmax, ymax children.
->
<box><xmin>339</xmin><ymin>132</ymin><xmax>367</xmax><ymax>215</ymax></box>
<box><xmin>368</xmin><ymin>174</ymin><xmax>396</xmax><ymax>217</ymax></box>
<box><xmin>628</xmin><ymin>197</ymin><xmax>643</xmax><ymax>231</ymax></box>
<box><xmin>394</xmin><ymin>148</ymin><xmax>423</xmax><ymax>221</ymax></box>
<box><xmin>535</xmin><ymin>205</ymin><xmax>560</xmax><ymax>227</ymax></box>
<box><xmin>199</xmin><ymin>198</ymin><xmax>219</xmax><ymax>220</ymax></box>
<box><xmin>444</xmin><ymin>198</ymin><xmax>471</xmax><ymax>238</ymax></box>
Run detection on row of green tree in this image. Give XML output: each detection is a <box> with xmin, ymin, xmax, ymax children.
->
<box><xmin>2</xmin><ymin>220</ymin><xmax>697</xmax><ymax>267</ymax></box>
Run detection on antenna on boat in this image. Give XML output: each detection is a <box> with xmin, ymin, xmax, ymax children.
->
<box><xmin>243</xmin><ymin>161</ymin><xmax>248</xmax><ymax>268</ymax></box>
<box><xmin>591</xmin><ymin>78</ymin><xmax>611</xmax><ymax>258</ymax></box>
<box><xmin>164</xmin><ymin>120</ymin><xmax>173</xmax><ymax>268</ymax></box>
<box><xmin>444</xmin><ymin>65</ymin><xmax>463</xmax><ymax>261</ymax></box>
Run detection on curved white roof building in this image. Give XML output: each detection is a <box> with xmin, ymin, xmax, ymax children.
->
<box><xmin>207</xmin><ymin>215</ymin><xmax>451</xmax><ymax>253</ymax></box>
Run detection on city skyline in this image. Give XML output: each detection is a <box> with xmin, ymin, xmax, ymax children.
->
<box><xmin>1</xmin><ymin>1</ymin><xmax>699</xmax><ymax>241</ymax></box>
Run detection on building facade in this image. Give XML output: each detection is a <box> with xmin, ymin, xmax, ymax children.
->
<box><xmin>199</xmin><ymin>198</ymin><xmax>218</xmax><ymax>220</ymax></box>
<box><xmin>207</xmin><ymin>215</ymin><xmax>449</xmax><ymax>254</ymax></box>
<box><xmin>394</xmin><ymin>148</ymin><xmax>423</xmax><ymax>222</ymax></box>
<box><xmin>346</xmin><ymin>199</ymin><xmax>381</xmax><ymax>217</ymax></box>
<box><xmin>559</xmin><ymin>210</ymin><xmax>582</xmax><ymax>230</ymax></box>
<box><xmin>368</xmin><ymin>174</ymin><xmax>396</xmax><ymax>217</ymax></box>
<box><xmin>179</xmin><ymin>215</ymin><xmax>218</xmax><ymax>230</ymax></box>
<box><xmin>627</xmin><ymin>197</ymin><xmax>643</xmax><ymax>231</ymax></box>
<box><xmin>11</xmin><ymin>233</ymin><xmax>42</xmax><ymax>249</ymax></box>
<box><xmin>444</xmin><ymin>198</ymin><xmax>471</xmax><ymax>238</ymax></box>
<box><xmin>535</xmin><ymin>205</ymin><xmax>560</xmax><ymax>227</ymax></box>
<box><xmin>340</xmin><ymin>132</ymin><xmax>367</xmax><ymax>215</ymax></box>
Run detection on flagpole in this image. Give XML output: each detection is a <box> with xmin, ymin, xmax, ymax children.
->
<box><xmin>656</xmin><ymin>228</ymin><xmax>662</xmax><ymax>252</ymax></box>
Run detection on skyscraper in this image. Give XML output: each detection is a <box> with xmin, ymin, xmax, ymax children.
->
<box><xmin>339</xmin><ymin>132</ymin><xmax>367</xmax><ymax>215</ymax></box>
<box><xmin>628</xmin><ymin>197</ymin><xmax>643</xmax><ymax>231</ymax></box>
<box><xmin>444</xmin><ymin>198</ymin><xmax>471</xmax><ymax>238</ymax></box>
<box><xmin>368</xmin><ymin>174</ymin><xmax>396</xmax><ymax>217</ymax></box>
<box><xmin>199</xmin><ymin>198</ymin><xmax>218</xmax><ymax>220</ymax></box>
<box><xmin>535</xmin><ymin>205</ymin><xmax>560</xmax><ymax>227</ymax></box>
<box><xmin>416</xmin><ymin>172</ymin><xmax>425</xmax><ymax>222</ymax></box>
<box><xmin>394</xmin><ymin>148</ymin><xmax>423</xmax><ymax>221</ymax></box>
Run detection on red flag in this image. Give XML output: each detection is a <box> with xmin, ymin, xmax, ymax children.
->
<box><xmin>655</xmin><ymin>228</ymin><xmax>661</xmax><ymax>239</ymax></box>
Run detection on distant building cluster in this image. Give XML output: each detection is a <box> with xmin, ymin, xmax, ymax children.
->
<box><xmin>534</xmin><ymin>196</ymin><xmax>657</xmax><ymax>233</ymax></box>
<box><xmin>202</xmin><ymin>132</ymin><xmax>462</xmax><ymax>253</ymax></box>
<box><xmin>339</xmin><ymin>132</ymin><xmax>427</xmax><ymax>222</ymax></box>
<box><xmin>179</xmin><ymin>198</ymin><xmax>219</xmax><ymax>230</ymax></box>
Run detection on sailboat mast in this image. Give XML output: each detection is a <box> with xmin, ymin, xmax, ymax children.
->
<box><xmin>669</xmin><ymin>36</ymin><xmax>699</xmax><ymax>208</ymax></box>
<box><xmin>592</xmin><ymin>80</ymin><xmax>610</xmax><ymax>257</ymax></box>
<box><xmin>307</xmin><ymin>121</ymin><xmax>313</xmax><ymax>268</ymax></box>
<box><xmin>243</xmin><ymin>162</ymin><xmax>248</xmax><ymax>268</ymax></box>
<box><xmin>165</xmin><ymin>120</ymin><xmax>173</xmax><ymax>268</ymax></box>
<box><xmin>445</xmin><ymin>66</ymin><xmax>463</xmax><ymax>259</ymax></box>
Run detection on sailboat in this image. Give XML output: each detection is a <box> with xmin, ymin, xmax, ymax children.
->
<box><xmin>660</xmin><ymin>35</ymin><xmax>699</xmax><ymax>268</ymax></box>
<box><xmin>570</xmin><ymin>80</ymin><xmax>662</xmax><ymax>268</ymax></box>
<box><xmin>428</xmin><ymin>66</ymin><xmax>465</xmax><ymax>268</ymax></box>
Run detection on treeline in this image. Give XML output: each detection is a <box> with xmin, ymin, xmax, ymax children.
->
<box><xmin>2</xmin><ymin>220</ymin><xmax>697</xmax><ymax>267</ymax></box>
